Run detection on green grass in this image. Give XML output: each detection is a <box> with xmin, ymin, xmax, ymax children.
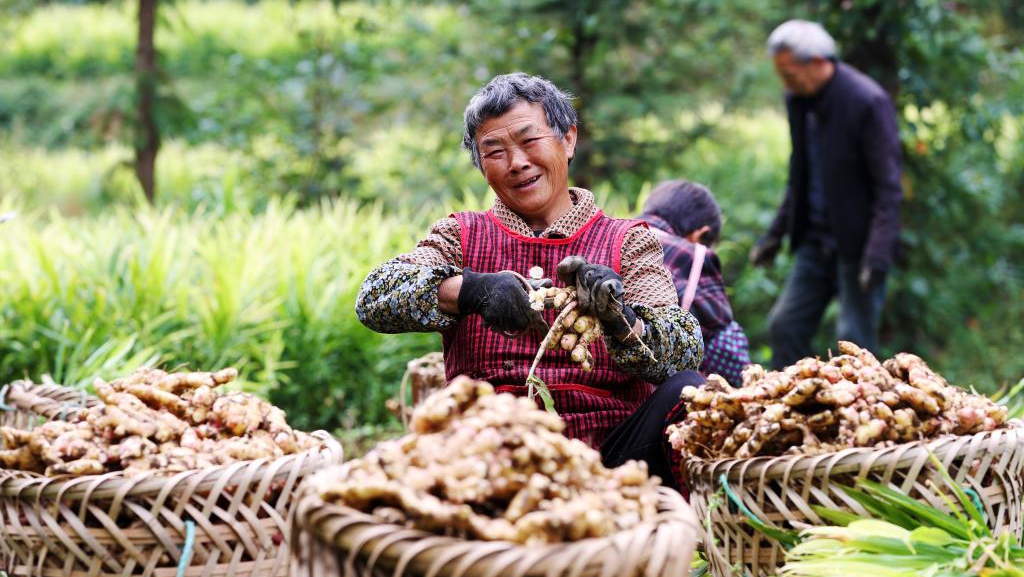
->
<box><xmin>0</xmin><ymin>197</ymin><xmax>445</xmax><ymax>432</ymax></box>
<box><xmin>0</xmin><ymin>0</ymin><xmax>379</xmax><ymax>78</ymax></box>
<box><xmin>0</xmin><ymin>138</ymin><xmax>247</xmax><ymax>215</ymax></box>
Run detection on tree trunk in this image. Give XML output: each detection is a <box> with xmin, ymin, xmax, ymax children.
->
<box><xmin>568</xmin><ymin>14</ymin><xmax>597</xmax><ymax>191</ymax></box>
<box><xmin>135</xmin><ymin>0</ymin><xmax>159</xmax><ymax>204</ymax></box>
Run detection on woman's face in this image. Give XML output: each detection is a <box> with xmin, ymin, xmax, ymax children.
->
<box><xmin>476</xmin><ymin>101</ymin><xmax>577</xmax><ymax>230</ymax></box>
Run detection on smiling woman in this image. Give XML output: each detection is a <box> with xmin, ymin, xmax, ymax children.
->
<box><xmin>475</xmin><ymin>102</ymin><xmax>576</xmax><ymax>231</ymax></box>
<box><xmin>355</xmin><ymin>72</ymin><xmax>704</xmax><ymax>490</ymax></box>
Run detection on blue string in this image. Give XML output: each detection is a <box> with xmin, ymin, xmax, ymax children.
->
<box><xmin>176</xmin><ymin>519</ymin><xmax>196</xmax><ymax>577</ymax></box>
<box><xmin>0</xmin><ymin>384</ymin><xmax>13</xmax><ymax>412</ymax></box>
<box><xmin>963</xmin><ymin>487</ymin><xmax>987</xmax><ymax>523</ymax></box>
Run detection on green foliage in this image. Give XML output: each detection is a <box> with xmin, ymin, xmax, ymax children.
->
<box><xmin>0</xmin><ymin>0</ymin><xmax>1020</xmax><ymax>421</ymax></box>
<box><xmin>0</xmin><ymin>1</ymin><xmax>480</xmax><ymax>206</ymax></box>
<box><xmin>791</xmin><ymin>0</ymin><xmax>1024</xmax><ymax>390</ymax></box>
<box><xmin>0</xmin><ymin>138</ymin><xmax>257</xmax><ymax>215</ymax></box>
<box><xmin>0</xmin><ymin>198</ymin><xmax>444</xmax><ymax>431</ymax></box>
<box><xmin>460</xmin><ymin>0</ymin><xmax>784</xmax><ymax>195</ymax></box>
<box><xmin>780</xmin><ymin>456</ymin><xmax>1024</xmax><ymax>576</ymax></box>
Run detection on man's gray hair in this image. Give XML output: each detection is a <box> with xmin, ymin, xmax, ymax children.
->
<box><xmin>462</xmin><ymin>72</ymin><xmax>577</xmax><ymax>169</ymax></box>
<box><xmin>767</xmin><ymin>20</ymin><xmax>836</xmax><ymax>62</ymax></box>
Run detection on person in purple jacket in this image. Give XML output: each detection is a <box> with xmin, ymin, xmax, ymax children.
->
<box><xmin>749</xmin><ymin>20</ymin><xmax>903</xmax><ymax>369</ymax></box>
<box><xmin>640</xmin><ymin>180</ymin><xmax>751</xmax><ymax>386</ymax></box>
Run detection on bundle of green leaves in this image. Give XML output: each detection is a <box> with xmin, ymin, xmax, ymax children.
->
<box><xmin>780</xmin><ymin>455</ymin><xmax>1024</xmax><ymax>577</ymax></box>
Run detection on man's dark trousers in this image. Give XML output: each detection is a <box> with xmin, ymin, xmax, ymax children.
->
<box><xmin>768</xmin><ymin>240</ymin><xmax>887</xmax><ymax>369</ymax></box>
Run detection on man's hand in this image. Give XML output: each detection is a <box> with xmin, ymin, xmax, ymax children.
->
<box><xmin>749</xmin><ymin>234</ymin><xmax>782</xmax><ymax>268</ymax></box>
<box><xmin>858</xmin><ymin>265</ymin><xmax>884</xmax><ymax>291</ymax></box>
<box><xmin>457</xmin><ymin>268</ymin><xmax>548</xmax><ymax>336</ymax></box>
<box><xmin>556</xmin><ymin>256</ymin><xmax>638</xmax><ymax>338</ymax></box>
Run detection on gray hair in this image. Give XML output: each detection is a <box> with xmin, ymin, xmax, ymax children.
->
<box><xmin>462</xmin><ymin>72</ymin><xmax>577</xmax><ymax>169</ymax></box>
<box><xmin>767</xmin><ymin>20</ymin><xmax>836</xmax><ymax>62</ymax></box>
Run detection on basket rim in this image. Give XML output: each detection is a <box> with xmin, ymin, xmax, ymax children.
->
<box><xmin>687</xmin><ymin>424</ymin><xmax>1024</xmax><ymax>481</ymax></box>
<box><xmin>295</xmin><ymin>484</ymin><xmax>697</xmax><ymax>552</ymax></box>
<box><xmin>290</xmin><ymin>484</ymin><xmax>700</xmax><ymax>577</ymax></box>
<box><xmin>1</xmin><ymin>379</ymin><xmax>99</xmax><ymax>417</ymax></box>
<box><xmin>0</xmin><ymin>431</ymin><xmax>343</xmax><ymax>500</ymax></box>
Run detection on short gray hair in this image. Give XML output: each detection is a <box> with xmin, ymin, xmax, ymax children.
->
<box><xmin>767</xmin><ymin>20</ymin><xmax>836</xmax><ymax>62</ymax></box>
<box><xmin>462</xmin><ymin>73</ymin><xmax>577</xmax><ymax>169</ymax></box>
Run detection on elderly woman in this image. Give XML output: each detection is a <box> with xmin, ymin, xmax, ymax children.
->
<box><xmin>356</xmin><ymin>72</ymin><xmax>702</xmax><ymax>488</ymax></box>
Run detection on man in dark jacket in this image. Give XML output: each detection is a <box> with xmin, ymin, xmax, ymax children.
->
<box><xmin>749</xmin><ymin>20</ymin><xmax>902</xmax><ymax>369</ymax></box>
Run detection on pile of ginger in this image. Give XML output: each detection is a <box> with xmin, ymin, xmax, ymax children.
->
<box><xmin>668</xmin><ymin>341</ymin><xmax>1009</xmax><ymax>461</ymax></box>
<box><xmin>313</xmin><ymin>376</ymin><xmax>660</xmax><ymax>545</ymax></box>
<box><xmin>0</xmin><ymin>367</ymin><xmax>320</xmax><ymax>476</ymax></box>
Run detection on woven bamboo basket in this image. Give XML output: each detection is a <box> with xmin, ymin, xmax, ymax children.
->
<box><xmin>686</xmin><ymin>425</ymin><xmax>1024</xmax><ymax>577</ymax></box>
<box><xmin>0</xmin><ymin>380</ymin><xmax>98</xmax><ymax>427</ymax></box>
<box><xmin>395</xmin><ymin>352</ymin><xmax>446</xmax><ymax>429</ymax></box>
<box><xmin>288</xmin><ymin>470</ymin><xmax>700</xmax><ymax>577</ymax></box>
<box><xmin>0</xmin><ymin>380</ymin><xmax>344</xmax><ymax>577</ymax></box>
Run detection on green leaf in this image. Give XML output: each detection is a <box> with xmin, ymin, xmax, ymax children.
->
<box><xmin>908</xmin><ymin>526</ymin><xmax>955</xmax><ymax>548</ymax></box>
<box><xmin>925</xmin><ymin>452</ymin><xmax>989</xmax><ymax>536</ymax></box>
<box><xmin>525</xmin><ymin>374</ymin><xmax>557</xmax><ymax>414</ymax></box>
<box><xmin>781</xmin><ymin>557</ymin><xmax>929</xmax><ymax>577</ymax></box>
<box><xmin>855</xmin><ymin>480</ymin><xmax>971</xmax><ymax>540</ymax></box>
<box><xmin>847</xmin><ymin>519</ymin><xmax>910</xmax><ymax>541</ymax></box>
<box><xmin>810</xmin><ymin>505</ymin><xmax>861</xmax><ymax>527</ymax></box>
<box><xmin>721</xmin><ymin>475</ymin><xmax>800</xmax><ymax>547</ymax></box>
<box><xmin>838</xmin><ymin>484</ymin><xmax>920</xmax><ymax>530</ymax></box>
<box><xmin>787</xmin><ymin>538</ymin><xmax>845</xmax><ymax>556</ymax></box>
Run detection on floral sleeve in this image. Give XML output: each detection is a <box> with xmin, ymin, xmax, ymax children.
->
<box><xmin>355</xmin><ymin>259</ymin><xmax>462</xmax><ymax>333</ymax></box>
<box><xmin>605</xmin><ymin>304</ymin><xmax>704</xmax><ymax>383</ymax></box>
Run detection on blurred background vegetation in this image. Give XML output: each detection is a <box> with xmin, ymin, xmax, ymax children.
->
<box><xmin>0</xmin><ymin>0</ymin><xmax>1021</xmax><ymax>437</ymax></box>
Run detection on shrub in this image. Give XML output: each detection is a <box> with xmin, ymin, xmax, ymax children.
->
<box><xmin>0</xmin><ymin>197</ymin><xmax>447</xmax><ymax>431</ymax></box>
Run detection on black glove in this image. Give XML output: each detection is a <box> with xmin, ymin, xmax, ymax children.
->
<box><xmin>749</xmin><ymin>234</ymin><xmax>782</xmax><ymax>268</ymax></box>
<box><xmin>457</xmin><ymin>268</ymin><xmax>548</xmax><ymax>336</ymax></box>
<box><xmin>858</xmin><ymin>265</ymin><xmax>884</xmax><ymax>291</ymax></box>
<box><xmin>556</xmin><ymin>256</ymin><xmax>637</xmax><ymax>338</ymax></box>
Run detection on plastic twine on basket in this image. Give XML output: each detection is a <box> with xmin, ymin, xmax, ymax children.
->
<box><xmin>964</xmin><ymin>488</ymin><xmax>985</xmax><ymax>523</ymax></box>
<box><xmin>55</xmin><ymin>390</ymin><xmax>90</xmax><ymax>421</ymax></box>
<box><xmin>175</xmin><ymin>519</ymin><xmax>196</xmax><ymax>577</ymax></box>
<box><xmin>719</xmin><ymin>474</ymin><xmax>800</xmax><ymax>547</ymax></box>
<box><xmin>0</xmin><ymin>384</ymin><xmax>13</xmax><ymax>411</ymax></box>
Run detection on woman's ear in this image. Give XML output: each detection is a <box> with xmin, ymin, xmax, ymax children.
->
<box><xmin>562</xmin><ymin>125</ymin><xmax>578</xmax><ymax>162</ymax></box>
<box><xmin>685</xmin><ymin>225</ymin><xmax>711</xmax><ymax>245</ymax></box>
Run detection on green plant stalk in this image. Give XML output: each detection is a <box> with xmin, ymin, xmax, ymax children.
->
<box><xmin>524</xmin><ymin>300</ymin><xmax>574</xmax><ymax>415</ymax></box>
<box><xmin>720</xmin><ymin>474</ymin><xmax>801</xmax><ymax>547</ymax></box>
<box><xmin>780</xmin><ymin>456</ymin><xmax>1024</xmax><ymax>576</ymax></box>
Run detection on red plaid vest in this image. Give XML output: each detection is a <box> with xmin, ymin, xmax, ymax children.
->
<box><xmin>443</xmin><ymin>209</ymin><xmax>654</xmax><ymax>448</ymax></box>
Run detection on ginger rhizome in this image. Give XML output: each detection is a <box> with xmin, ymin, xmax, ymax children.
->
<box><xmin>667</xmin><ymin>341</ymin><xmax>1008</xmax><ymax>461</ymax></box>
<box><xmin>0</xmin><ymin>367</ymin><xmax>320</xmax><ymax>476</ymax></box>
<box><xmin>528</xmin><ymin>285</ymin><xmax>602</xmax><ymax>372</ymax></box>
<box><xmin>314</xmin><ymin>376</ymin><xmax>660</xmax><ymax>545</ymax></box>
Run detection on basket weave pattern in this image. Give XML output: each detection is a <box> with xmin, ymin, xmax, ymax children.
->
<box><xmin>0</xmin><ymin>381</ymin><xmax>344</xmax><ymax>577</ymax></box>
<box><xmin>687</xmin><ymin>426</ymin><xmax>1024</xmax><ymax>577</ymax></box>
<box><xmin>397</xmin><ymin>352</ymin><xmax>446</xmax><ymax>429</ymax></box>
<box><xmin>289</xmin><ymin>484</ymin><xmax>700</xmax><ymax>577</ymax></box>
<box><xmin>0</xmin><ymin>381</ymin><xmax>97</xmax><ymax>428</ymax></box>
